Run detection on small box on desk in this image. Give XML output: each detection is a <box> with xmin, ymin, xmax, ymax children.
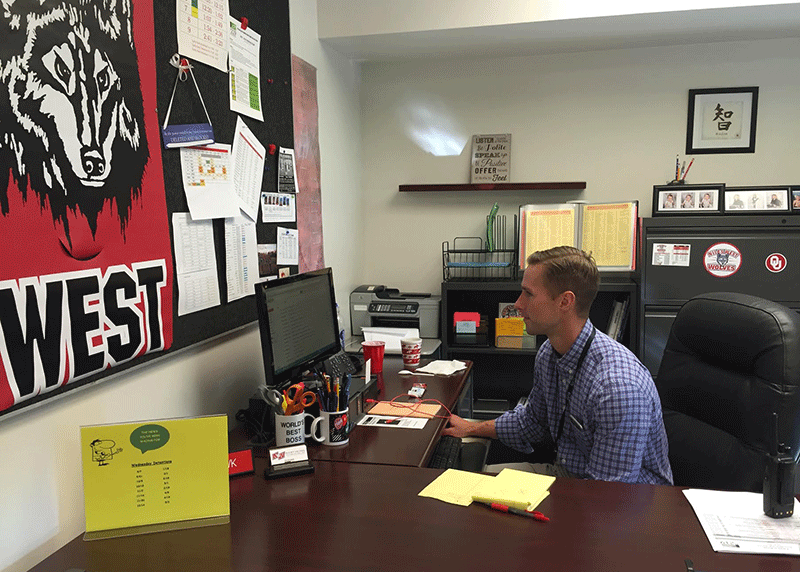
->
<box><xmin>454</xmin><ymin>311</ymin><xmax>481</xmax><ymax>333</ymax></box>
<box><xmin>495</xmin><ymin>317</ymin><xmax>524</xmax><ymax>345</ymax></box>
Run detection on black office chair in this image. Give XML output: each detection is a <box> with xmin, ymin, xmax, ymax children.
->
<box><xmin>655</xmin><ymin>292</ymin><xmax>800</xmax><ymax>492</ymax></box>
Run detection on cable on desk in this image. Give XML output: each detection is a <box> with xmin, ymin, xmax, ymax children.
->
<box><xmin>365</xmin><ymin>394</ymin><xmax>453</xmax><ymax>419</ymax></box>
<box><xmin>235</xmin><ymin>402</ymin><xmax>272</xmax><ymax>444</ymax></box>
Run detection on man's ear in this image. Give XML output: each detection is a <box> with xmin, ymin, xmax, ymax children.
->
<box><xmin>559</xmin><ymin>290</ymin><xmax>576</xmax><ymax>312</ymax></box>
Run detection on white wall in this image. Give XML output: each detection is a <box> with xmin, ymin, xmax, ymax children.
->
<box><xmin>0</xmin><ymin>2</ymin><xmax>363</xmax><ymax>571</ymax></box>
<box><xmin>359</xmin><ymin>38</ymin><xmax>800</xmax><ymax>294</ymax></box>
<box><xmin>290</xmin><ymin>0</ymin><xmax>364</xmax><ymax>333</ymax></box>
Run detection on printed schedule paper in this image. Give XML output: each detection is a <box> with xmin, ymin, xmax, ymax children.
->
<box><xmin>81</xmin><ymin>415</ymin><xmax>230</xmax><ymax>539</ymax></box>
<box><xmin>683</xmin><ymin>488</ymin><xmax>800</xmax><ymax>555</ymax></box>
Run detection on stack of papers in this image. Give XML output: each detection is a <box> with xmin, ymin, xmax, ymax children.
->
<box><xmin>418</xmin><ymin>468</ymin><xmax>554</xmax><ymax>511</ymax></box>
<box><xmin>415</xmin><ymin>360</ymin><xmax>467</xmax><ymax>376</ymax></box>
<box><xmin>683</xmin><ymin>489</ymin><xmax>800</xmax><ymax>555</ymax></box>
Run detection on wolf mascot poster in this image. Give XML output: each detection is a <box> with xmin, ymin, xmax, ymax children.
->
<box><xmin>0</xmin><ymin>0</ymin><xmax>174</xmax><ymax>415</ymax></box>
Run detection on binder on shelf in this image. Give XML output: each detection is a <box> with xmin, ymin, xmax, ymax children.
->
<box><xmin>519</xmin><ymin>201</ymin><xmax>638</xmax><ymax>271</ymax></box>
<box><xmin>605</xmin><ymin>298</ymin><xmax>630</xmax><ymax>341</ymax></box>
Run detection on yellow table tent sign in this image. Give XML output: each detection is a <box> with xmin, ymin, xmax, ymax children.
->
<box><xmin>80</xmin><ymin>415</ymin><xmax>230</xmax><ymax>540</ymax></box>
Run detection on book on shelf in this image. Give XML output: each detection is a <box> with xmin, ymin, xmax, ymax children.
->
<box><xmin>605</xmin><ymin>298</ymin><xmax>630</xmax><ymax>341</ymax></box>
<box><xmin>518</xmin><ymin>201</ymin><xmax>638</xmax><ymax>271</ymax></box>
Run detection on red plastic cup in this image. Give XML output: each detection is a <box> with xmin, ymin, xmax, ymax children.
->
<box><xmin>361</xmin><ymin>340</ymin><xmax>386</xmax><ymax>373</ymax></box>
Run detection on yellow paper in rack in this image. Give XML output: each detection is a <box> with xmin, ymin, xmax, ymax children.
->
<box><xmin>521</xmin><ymin>207</ymin><xmax>576</xmax><ymax>266</ymax></box>
<box><xmin>471</xmin><ymin>468</ymin><xmax>555</xmax><ymax>511</ymax></box>
<box><xmin>581</xmin><ymin>202</ymin><xmax>636</xmax><ymax>268</ymax></box>
<box><xmin>418</xmin><ymin>469</ymin><xmax>494</xmax><ymax>506</ymax></box>
<box><xmin>80</xmin><ymin>415</ymin><xmax>229</xmax><ymax>534</ymax></box>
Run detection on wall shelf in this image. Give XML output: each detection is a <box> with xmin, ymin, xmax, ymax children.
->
<box><xmin>399</xmin><ymin>182</ymin><xmax>586</xmax><ymax>192</ymax></box>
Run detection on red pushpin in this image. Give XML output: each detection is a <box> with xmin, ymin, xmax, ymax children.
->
<box><xmin>180</xmin><ymin>58</ymin><xmax>189</xmax><ymax>67</ymax></box>
<box><xmin>268</xmin><ymin>144</ymin><xmax>277</xmax><ymax>155</ymax></box>
<box><xmin>240</xmin><ymin>17</ymin><xmax>248</xmax><ymax>30</ymax></box>
<box><xmin>267</xmin><ymin>78</ymin><xmax>273</xmax><ymax>84</ymax></box>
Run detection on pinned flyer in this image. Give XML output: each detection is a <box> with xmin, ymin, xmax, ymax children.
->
<box><xmin>161</xmin><ymin>55</ymin><xmax>215</xmax><ymax>149</ymax></box>
<box><xmin>80</xmin><ymin>415</ymin><xmax>229</xmax><ymax>540</ymax></box>
<box><xmin>278</xmin><ymin>147</ymin><xmax>299</xmax><ymax>194</ymax></box>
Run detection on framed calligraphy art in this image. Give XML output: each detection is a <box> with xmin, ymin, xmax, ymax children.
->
<box><xmin>686</xmin><ymin>87</ymin><xmax>758</xmax><ymax>154</ymax></box>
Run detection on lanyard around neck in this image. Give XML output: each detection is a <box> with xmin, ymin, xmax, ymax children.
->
<box><xmin>554</xmin><ymin>326</ymin><xmax>596</xmax><ymax>450</ymax></box>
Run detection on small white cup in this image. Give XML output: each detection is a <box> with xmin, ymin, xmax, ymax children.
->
<box><xmin>400</xmin><ymin>337</ymin><xmax>423</xmax><ymax>369</ymax></box>
<box><xmin>274</xmin><ymin>412</ymin><xmax>319</xmax><ymax>447</ymax></box>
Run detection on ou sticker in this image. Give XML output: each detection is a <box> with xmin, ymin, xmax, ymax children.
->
<box><xmin>704</xmin><ymin>242</ymin><xmax>742</xmax><ymax>277</ymax></box>
<box><xmin>766</xmin><ymin>253</ymin><xmax>787</xmax><ymax>273</ymax></box>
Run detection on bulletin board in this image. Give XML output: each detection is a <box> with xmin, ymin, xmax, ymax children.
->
<box><xmin>0</xmin><ymin>0</ymin><xmax>294</xmax><ymax>419</ymax></box>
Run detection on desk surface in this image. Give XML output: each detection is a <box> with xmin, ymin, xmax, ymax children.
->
<box><xmin>306</xmin><ymin>358</ymin><xmax>470</xmax><ymax>467</ymax></box>
<box><xmin>28</xmin><ymin>460</ymin><xmax>793</xmax><ymax>572</ymax></box>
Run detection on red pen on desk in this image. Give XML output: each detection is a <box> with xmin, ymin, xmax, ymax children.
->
<box><xmin>478</xmin><ymin>501</ymin><xmax>549</xmax><ymax>522</ymax></box>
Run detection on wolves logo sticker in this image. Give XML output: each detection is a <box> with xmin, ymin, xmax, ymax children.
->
<box><xmin>704</xmin><ymin>243</ymin><xmax>742</xmax><ymax>278</ymax></box>
<box><xmin>0</xmin><ymin>0</ymin><xmax>174</xmax><ymax>415</ymax></box>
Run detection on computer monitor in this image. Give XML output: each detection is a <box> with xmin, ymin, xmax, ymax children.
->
<box><xmin>254</xmin><ymin>267</ymin><xmax>341</xmax><ymax>388</ymax></box>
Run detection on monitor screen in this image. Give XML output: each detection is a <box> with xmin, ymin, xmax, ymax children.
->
<box><xmin>254</xmin><ymin>268</ymin><xmax>341</xmax><ymax>388</ymax></box>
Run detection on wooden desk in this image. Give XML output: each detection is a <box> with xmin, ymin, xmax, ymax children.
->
<box><xmin>28</xmin><ymin>460</ymin><xmax>792</xmax><ymax>572</ymax></box>
<box><xmin>231</xmin><ymin>358</ymin><xmax>471</xmax><ymax>468</ymax></box>
<box><xmin>305</xmin><ymin>358</ymin><xmax>471</xmax><ymax>467</ymax></box>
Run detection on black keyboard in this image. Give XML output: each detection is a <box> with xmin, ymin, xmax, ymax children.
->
<box><xmin>428</xmin><ymin>435</ymin><xmax>462</xmax><ymax>469</ymax></box>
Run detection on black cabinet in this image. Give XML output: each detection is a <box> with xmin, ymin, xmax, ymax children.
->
<box><xmin>639</xmin><ymin>216</ymin><xmax>800</xmax><ymax>377</ymax></box>
<box><xmin>441</xmin><ymin>275</ymin><xmax>639</xmax><ymax>418</ymax></box>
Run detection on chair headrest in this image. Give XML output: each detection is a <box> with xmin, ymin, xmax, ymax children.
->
<box><xmin>667</xmin><ymin>292</ymin><xmax>800</xmax><ymax>390</ymax></box>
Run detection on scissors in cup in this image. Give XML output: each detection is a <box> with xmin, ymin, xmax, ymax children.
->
<box><xmin>283</xmin><ymin>382</ymin><xmax>317</xmax><ymax>415</ymax></box>
<box><xmin>260</xmin><ymin>386</ymin><xmax>285</xmax><ymax>415</ymax></box>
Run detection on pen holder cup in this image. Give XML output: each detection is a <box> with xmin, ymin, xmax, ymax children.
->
<box><xmin>310</xmin><ymin>410</ymin><xmax>349</xmax><ymax>446</ymax></box>
<box><xmin>274</xmin><ymin>412</ymin><xmax>318</xmax><ymax>447</ymax></box>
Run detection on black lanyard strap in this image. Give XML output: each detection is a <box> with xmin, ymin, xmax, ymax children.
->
<box><xmin>554</xmin><ymin>326</ymin><xmax>596</xmax><ymax>450</ymax></box>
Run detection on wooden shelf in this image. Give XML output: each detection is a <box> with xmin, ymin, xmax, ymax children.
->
<box><xmin>399</xmin><ymin>182</ymin><xmax>586</xmax><ymax>192</ymax></box>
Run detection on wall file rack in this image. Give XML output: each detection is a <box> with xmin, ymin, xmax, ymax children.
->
<box><xmin>443</xmin><ymin>215</ymin><xmax>518</xmax><ymax>281</ymax></box>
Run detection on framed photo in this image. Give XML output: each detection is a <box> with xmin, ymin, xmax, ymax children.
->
<box><xmin>792</xmin><ymin>188</ymin><xmax>800</xmax><ymax>212</ymax></box>
<box><xmin>498</xmin><ymin>302</ymin><xmax>522</xmax><ymax>318</ymax></box>
<box><xmin>652</xmin><ymin>184</ymin><xmax>724</xmax><ymax>216</ymax></box>
<box><xmin>723</xmin><ymin>186</ymin><xmax>791</xmax><ymax>214</ymax></box>
<box><xmin>686</xmin><ymin>87</ymin><xmax>758</xmax><ymax>154</ymax></box>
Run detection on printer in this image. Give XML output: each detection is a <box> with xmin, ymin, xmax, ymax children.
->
<box><xmin>350</xmin><ymin>285</ymin><xmax>440</xmax><ymax>339</ymax></box>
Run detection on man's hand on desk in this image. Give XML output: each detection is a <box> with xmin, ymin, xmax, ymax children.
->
<box><xmin>442</xmin><ymin>415</ymin><xmax>498</xmax><ymax>439</ymax></box>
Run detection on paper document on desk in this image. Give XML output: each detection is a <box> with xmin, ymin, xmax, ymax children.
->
<box><xmin>357</xmin><ymin>415</ymin><xmax>427</xmax><ymax>429</ymax></box>
<box><xmin>471</xmin><ymin>468</ymin><xmax>553</xmax><ymax>511</ymax></box>
<box><xmin>418</xmin><ymin>469</ymin><xmax>494</xmax><ymax>506</ymax></box>
<box><xmin>362</xmin><ymin>327</ymin><xmax>419</xmax><ymax>353</ymax></box>
<box><xmin>683</xmin><ymin>489</ymin><xmax>800</xmax><ymax>555</ymax></box>
<box><xmin>415</xmin><ymin>360</ymin><xmax>467</xmax><ymax>376</ymax></box>
<box><xmin>367</xmin><ymin>402</ymin><xmax>441</xmax><ymax>418</ymax></box>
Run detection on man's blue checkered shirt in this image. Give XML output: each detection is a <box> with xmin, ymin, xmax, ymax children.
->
<box><xmin>495</xmin><ymin>319</ymin><xmax>673</xmax><ymax>485</ymax></box>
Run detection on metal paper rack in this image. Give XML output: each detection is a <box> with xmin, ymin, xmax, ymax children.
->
<box><xmin>443</xmin><ymin>220</ymin><xmax>518</xmax><ymax>282</ymax></box>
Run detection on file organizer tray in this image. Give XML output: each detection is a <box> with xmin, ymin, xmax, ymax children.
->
<box><xmin>443</xmin><ymin>237</ymin><xmax>517</xmax><ymax>281</ymax></box>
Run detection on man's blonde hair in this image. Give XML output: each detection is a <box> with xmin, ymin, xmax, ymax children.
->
<box><xmin>526</xmin><ymin>246</ymin><xmax>599</xmax><ymax>318</ymax></box>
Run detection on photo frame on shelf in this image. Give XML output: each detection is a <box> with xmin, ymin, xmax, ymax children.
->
<box><xmin>723</xmin><ymin>186</ymin><xmax>792</xmax><ymax>214</ymax></box>
<box><xmin>652</xmin><ymin>184</ymin><xmax>724</xmax><ymax>216</ymax></box>
<box><xmin>686</xmin><ymin>87</ymin><xmax>758</xmax><ymax>154</ymax></box>
<box><xmin>792</xmin><ymin>188</ymin><xmax>800</xmax><ymax>212</ymax></box>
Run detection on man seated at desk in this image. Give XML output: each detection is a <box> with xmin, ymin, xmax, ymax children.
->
<box><xmin>444</xmin><ymin>246</ymin><xmax>673</xmax><ymax>485</ymax></box>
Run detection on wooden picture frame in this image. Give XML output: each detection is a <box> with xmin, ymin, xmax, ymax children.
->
<box><xmin>686</xmin><ymin>87</ymin><xmax>758</xmax><ymax>154</ymax></box>
<box><xmin>652</xmin><ymin>184</ymin><xmax>724</xmax><ymax>216</ymax></box>
<box><xmin>723</xmin><ymin>186</ymin><xmax>792</xmax><ymax>214</ymax></box>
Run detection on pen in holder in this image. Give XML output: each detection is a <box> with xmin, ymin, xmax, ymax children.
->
<box><xmin>312</xmin><ymin>374</ymin><xmax>351</xmax><ymax>446</ymax></box>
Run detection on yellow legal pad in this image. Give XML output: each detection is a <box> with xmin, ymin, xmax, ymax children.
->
<box><xmin>418</xmin><ymin>468</ymin><xmax>554</xmax><ymax>511</ymax></box>
<box><xmin>80</xmin><ymin>415</ymin><xmax>229</xmax><ymax>539</ymax></box>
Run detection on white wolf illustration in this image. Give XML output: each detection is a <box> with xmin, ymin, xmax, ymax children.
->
<box><xmin>0</xmin><ymin>0</ymin><xmax>149</xmax><ymax>257</ymax></box>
